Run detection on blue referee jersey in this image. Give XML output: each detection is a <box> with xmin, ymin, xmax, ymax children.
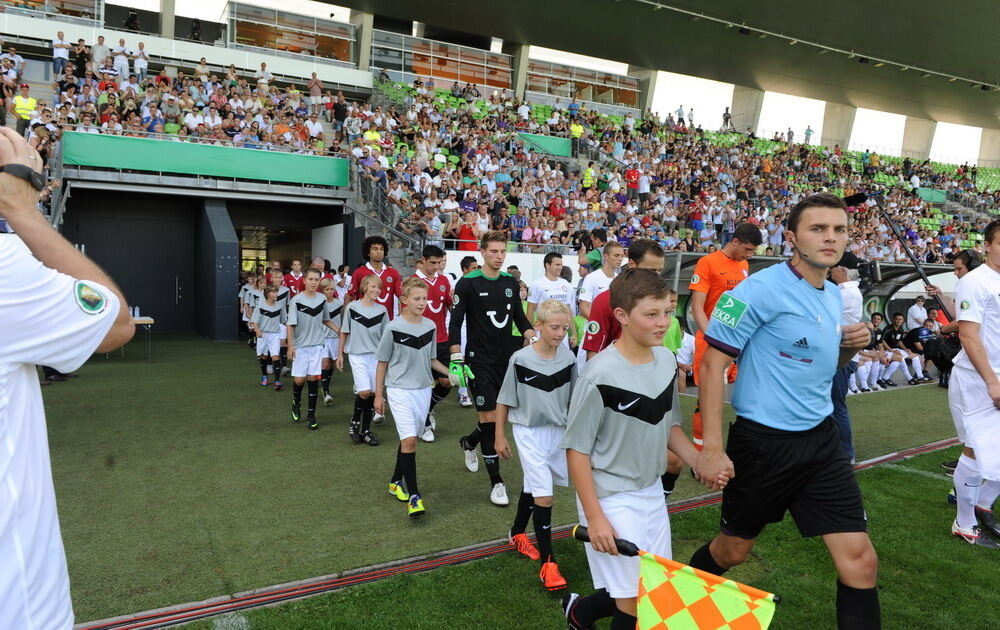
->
<box><xmin>704</xmin><ymin>261</ymin><xmax>843</xmax><ymax>431</ymax></box>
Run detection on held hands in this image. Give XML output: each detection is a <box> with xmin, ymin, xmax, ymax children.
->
<box><xmin>840</xmin><ymin>322</ymin><xmax>871</xmax><ymax>350</ymax></box>
<box><xmin>694</xmin><ymin>448</ymin><xmax>735</xmax><ymax>491</ymax></box>
<box><xmin>448</xmin><ymin>352</ymin><xmax>474</xmax><ymax>388</ymax></box>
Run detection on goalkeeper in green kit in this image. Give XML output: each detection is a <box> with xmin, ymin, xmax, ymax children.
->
<box><xmin>448</xmin><ymin>232</ymin><xmax>536</xmax><ymax>506</ymax></box>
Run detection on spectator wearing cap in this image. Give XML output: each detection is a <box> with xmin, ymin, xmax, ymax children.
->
<box><xmin>10</xmin><ymin>84</ymin><xmax>36</xmax><ymax>136</ymax></box>
<box><xmin>906</xmin><ymin>295</ymin><xmax>928</xmax><ymax>331</ymax></box>
<box><xmin>52</xmin><ymin>32</ymin><xmax>71</xmax><ymax>77</ymax></box>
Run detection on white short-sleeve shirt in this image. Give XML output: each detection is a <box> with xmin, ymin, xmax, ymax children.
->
<box><xmin>953</xmin><ymin>263</ymin><xmax>1000</xmax><ymax>374</ymax></box>
<box><xmin>1</xmin><ymin>235</ymin><xmax>119</xmax><ymax>629</ymax></box>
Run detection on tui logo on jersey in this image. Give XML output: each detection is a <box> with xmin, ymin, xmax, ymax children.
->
<box><xmin>711</xmin><ymin>295</ymin><xmax>747</xmax><ymax>329</ymax></box>
<box><xmin>296</xmin><ymin>302</ymin><xmax>325</xmax><ymax>317</ymax></box>
<box><xmin>392</xmin><ymin>329</ymin><xmax>434</xmax><ymax>349</ymax></box>
<box><xmin>514</xmin><ymin>363</ymin><xmax>573</xmax><ymax>392</ymax></box>
<box><xmin>596</xmin><ymin>375</ymin><xmax>676</xmax><ymax>424</ymax></box>
<box><xmin>74</xmin><ymin>281</ymin><xmax>107</xmax><ymax>315</ymax></box>
<box><xmin>350</xmin><ymin>310</ymin><xmax>385</xmax><ymax>328</ymax></box>
<box><xmin>487</xmin><ymin>304</ymin><xmax>511</xmax><ymax>329</ymax></box>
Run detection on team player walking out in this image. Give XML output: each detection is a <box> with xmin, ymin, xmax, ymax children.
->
<box><xmin>287</xmin><ymin>268</ymin><xmax>340</xmax><ymax>430</ymax></box>
<box><xmin>449</xmin><ymin>232</ymin><xmax>536</xmax><ymax>506</ymax></box>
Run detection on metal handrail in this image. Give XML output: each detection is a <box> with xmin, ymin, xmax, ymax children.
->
<box><xmin>437</xmin><ymin>237</ymin><xmax>574</xmax><ymax>254</ymax></box>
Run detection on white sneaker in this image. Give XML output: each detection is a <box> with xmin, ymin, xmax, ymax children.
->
<box><xmin>459</xmin><ymin>393</ymin><xmax>473</xmax><ymax>407</ymax></box>
<box><xmin>420</xmin><ymin>426</ymin><xmax>435</xmax><ymax>442</ymax></box>
<box><xmin>847</xmin><ymin>389</ymin><xmax>858</xmax><ymax>396</ymax></box>
<box><xmin>323</xmin><ymin>393</ymin><xmax>334</xmax><ymax>407</ymax></box>
<box><xmin>869</xmin><ymin>384</ymin><xmax>882</xmax><ymax>391</ymax></box>
<box><xmin>490</xmin><ymin>482</ymin><xmax>509</xmax><ymax>506</ymax></box>
<box><xmin>460</xmin><ymin>438</ymin><xmax>479</xmax><ymax>472</ymax></box>
<box><xmin>428</xmin><ymin>412</ymin><xmax>437</xmax><ymax>431</ymax></box>
<box><xmin>373</xmin><ymin>412</ymin><xmax>385</xmax><ymax>425</ymax></box>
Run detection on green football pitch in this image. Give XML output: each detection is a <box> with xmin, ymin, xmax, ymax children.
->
<box><xmin>42</xmin><ymin>334</ymin><xmax>971</xmax><ymax>627</ymax></box>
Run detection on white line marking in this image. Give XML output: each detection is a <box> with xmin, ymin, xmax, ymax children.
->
<box><xmin>880</xmin><ymin>463</ymin><xmax>953</xmax><ymax>482</ymax></box>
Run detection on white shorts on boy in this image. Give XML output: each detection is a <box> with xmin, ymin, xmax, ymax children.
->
<box><xmin>256</xmin><ymin>332</ymin><xmax>280</xmax><ymax>357</ymax></box>
<box><xmin>387</xmin><ymin>387</ymin><xmax>432</xmax><ymax>440</ymax></box>
<box><xmin>576</xmin><ymin>482</ymin><xmax>671</xmax><ymax>598</ymax></box>
<box><xmin>291</xmin><ymin>344</ymin><xmax>324</xmax><ymax>378</ymax></box>
<box><xmin>348</xmin><ymin>352</ymin><xmax>378</xmax><ymax>392</ymax></box>
<box><xmin>323</xmin><ymin>337</ymin><xmax>340</xmax><ymax>360</ymax></box>
<box><xmin>513</xmin><ymin>423</ymin><xmax>568</xmax><ymax>497</ymax></box>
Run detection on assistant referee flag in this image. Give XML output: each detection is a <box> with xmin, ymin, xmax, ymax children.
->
<box><xmin>636</xmin><ymin>552</ymin><xmax>777</xmax><ymax>629</ymax></box>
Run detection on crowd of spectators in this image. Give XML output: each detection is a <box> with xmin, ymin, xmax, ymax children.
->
<box><xmin>2</xmin><ymin>31</ymin><xmax>363</xmax><ymax>173</ymax></box>
<box><xmin>346</xmin><ymin>77</ymin><xmax>995</xmax><ymax>264</ymax></box>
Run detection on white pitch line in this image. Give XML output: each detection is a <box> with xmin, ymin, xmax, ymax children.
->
<box><xmin>880</xmin><ymin>463</ymin><xmax>953</xmax><ymax>482</ymax></box>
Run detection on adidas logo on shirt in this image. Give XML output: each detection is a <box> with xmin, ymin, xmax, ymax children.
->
<box><xmin>793</xmin><ymin>337</ymin><xmax>810</xmax><ymax>349</ymax></box>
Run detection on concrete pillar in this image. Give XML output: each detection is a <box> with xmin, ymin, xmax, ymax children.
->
<box><xmin>729</xmin><ymin>86</ymin><xmax>764</xmax><ymax>135</ymax></box>
<box><xmin>502</xmin><ymin>42</ymin><xmax>530</xmax><ymax>99</ymax></box>
<box><xmin>627</xmin><ymin>66</ymin><xmax>659</xmax><ymax>115</ymax></box>
<box><xmin>350</xmin><ymin>10</ymin><xmax>374</xmax><ymax>71</ymax></box>
<box><xmin>160</xmin><ymin>0</ymin><xmax>175</xmax><ymax>39</ymax></box>
<box><xmin>978</xmin><ymin>128</ymin><xmax>1000</xmax><ymax>167</ymax></box>
<box><xmin>195</xmin><ymin>199</ymin><xmax>238</xmax><ymax>341</ymax></box>
<box><xmin>820</xmin><ymin>102</ymin><xmax>857</xmax><ymax>151</ymax></box>
<box><xmin>901</xmin><ymin>116</ymin><xmax>936</xmax><ymax>160</ymax></box>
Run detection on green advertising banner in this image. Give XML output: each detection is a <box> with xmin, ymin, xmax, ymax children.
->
<box><xmin>517</xmin><ymin>133</ymin><xmax>572</xmax><ymax>157</ymax></box>
<box><xmin>61</xmin><ymin>132</ymin><xmax>350</xmax><ymax>187</ymax></box>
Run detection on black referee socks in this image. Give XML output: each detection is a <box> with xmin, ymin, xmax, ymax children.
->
<box><xmin>836</xmin><ymin>581</ymin><xmax>881</xmax><ymax>629</ymax></box>
<box><xmin>689</xmin><ymin>543</ymin><xmax>728</xmax><ymax>576</ymax></box>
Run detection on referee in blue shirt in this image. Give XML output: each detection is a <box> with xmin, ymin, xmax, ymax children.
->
<box><xmin>689</xmin><ymin>193</ymin><xmax>881</xmax><ymax>630</ymax></box>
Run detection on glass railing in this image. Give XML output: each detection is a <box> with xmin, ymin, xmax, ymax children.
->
<box><xmin>0</xmin><ymin>0</ymin><xmax>102</xmax><ymax>24</ymax></box>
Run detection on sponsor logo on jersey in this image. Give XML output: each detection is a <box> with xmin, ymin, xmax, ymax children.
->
<box><xmin>476</xmin><ymin>396</ymin><xmax>485</xmax><ymax>407</ymax></box>
<box><xmin>505</xmin><ymin>288</ymin><xmax>513</xmax><ymax>298</ymax></box>
<box><xmin>792</xmin><ymin>337</ymin><xmax>809</xmax><ymax>349</ymax></box>
<box><xmin>690</xmin><ymin>273</ymin><xmax>701</xmax><ymax>285</ymax></box>
<box><xmin>960</xmin><ymin>300</ymin><xmax>970</xmax><ymax>310</ymax></box>
<box><xmin>75</xmin><ymin>281</ymin><xmax>108</xmax><ymax>315</ymax></box>
<box><xmin>711</xmin><ymin>294</ymin><xmax>748</xmax><ymax>329</ymax></box>
<box><xmin>586</xmin><ymin>320</ymin><xmax>601</xmax><ymax>335</ymax></box>
<box><xmin>596</xmin><ymin>375</ymin><xmax>677</xmax><ymax>424</ymax></box>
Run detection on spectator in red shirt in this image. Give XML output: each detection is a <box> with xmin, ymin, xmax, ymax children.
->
<box><xmin>624</xmin><ymin>164</ymin><xmax>640</xmax><ymax>200</ymax></box>
<box><xmin>283</xmin><ymin>259</ymin><xmax>305</xmax><ymax>296</ymax></box>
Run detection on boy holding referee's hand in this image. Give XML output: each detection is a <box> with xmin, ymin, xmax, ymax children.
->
<box><xmin>561</xmin><ymin>269</ymin><xmax>729</xmax><ymax>630</ymax></box>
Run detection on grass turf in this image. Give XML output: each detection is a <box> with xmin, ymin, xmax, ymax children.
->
<box><xmin>192</xmin><ymin>448</ymin><xmax>980</xmax><ymax>630</ymax></box>
<box><xmin>40</xmin><ymin>334</ymin><xmax>956</xmax><ymax>623</ymax></box>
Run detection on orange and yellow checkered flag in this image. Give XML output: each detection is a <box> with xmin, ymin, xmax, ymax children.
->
<box><xmin>636</xmin><ymin>552</ymin><xmax>777</xmax><ymax>630</ymax></box>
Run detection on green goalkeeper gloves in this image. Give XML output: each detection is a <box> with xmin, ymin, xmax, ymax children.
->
<box><xmin>448</xmin><ymin>353</ymin><xmax>474</xmax><ymax>388</ymax></box>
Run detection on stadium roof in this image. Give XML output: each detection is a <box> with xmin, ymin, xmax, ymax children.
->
<box><xmin>335</xmin><ymin>0</ymin><xmax>1000</xmax><ymax>130</ymax></box>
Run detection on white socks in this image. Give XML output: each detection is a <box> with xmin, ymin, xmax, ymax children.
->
<box><xmin>897</xmin><ymin>358</ymin><xmax>913</xmax><ymax>381</ymax></box>
<box><xmin>979</xmin><ymin>480</ymin><xmax>1000</xmax><ymax>511</ymax></box>
<box><xmin>868</xmin><ymin>363</ymin><xmax>883</xmax><ymax>388</ymax></box>
<box><xmin>883</xmin><ymin>361</ymin><xmax>900</xmax><ymax>382</ymax></box>
<box><xmin>910</xmin><ymin>355</ymin><xmax>925</xmax><ymax>379</ymax></box>
<box><xmin>955</xmin><ymin>454</ymin><xmax>983</xmax><ymax>529</ymax></box>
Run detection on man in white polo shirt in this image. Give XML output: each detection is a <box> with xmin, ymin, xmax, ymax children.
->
<box><xmin>949</xmin><ymin>219</ymin><xmax>1000</xmax><ymax>548</ymax></box>
<box><xmin>0</xmin><ymin>127</ymin><xmax>134</xmax><ymax>628</ymax></box>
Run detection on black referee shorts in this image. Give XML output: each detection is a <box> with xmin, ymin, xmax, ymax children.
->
<box><xmin>720</xmin><ymin>416</ymin><xmax>867</xmax><ymax>540</ymax></box>
<box><xmin>468</xmin><ymin>360</ymin><xmax>505</xmax><ymax>412</ymax></box>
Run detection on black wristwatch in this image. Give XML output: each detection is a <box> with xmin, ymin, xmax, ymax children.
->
<box><xmin>0</xmin><ymin>164</ymin><xmax>46</xmax><ymax>191</ymax></box>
